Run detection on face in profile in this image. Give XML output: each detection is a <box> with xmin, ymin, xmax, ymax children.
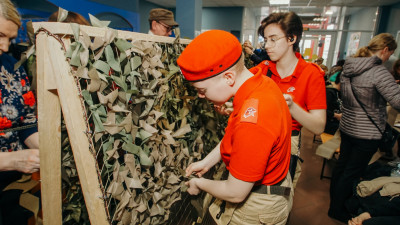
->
<box><xmin>152</xmin><ymin>20</ymin><xmax>173</xmax><ymax>37</ymax></box>
<box><xmin>263</xmin><ymin>23</ymin><xmax>291</xmax><ymax>62</ymax></box>
<box><xmin>0</xmin><ymin>16</ymin><xmax>18</xmax><ymax>55</ymax></box>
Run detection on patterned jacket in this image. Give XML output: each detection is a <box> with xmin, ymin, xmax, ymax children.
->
<box><xmin>339</xmin><ymin>56</ymin><xmax>400</xmax><ymax>140</ymax></box>
<box><xmin>0</xmin><ymin>54</ymin><xmax>37</xmax><ymax>152</ymax></box>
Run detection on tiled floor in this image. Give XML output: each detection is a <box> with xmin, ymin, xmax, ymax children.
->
<box><xmin>288</xmin><ymin>129</ymin><xmax>345</xmax><ymax>225</ymax></box>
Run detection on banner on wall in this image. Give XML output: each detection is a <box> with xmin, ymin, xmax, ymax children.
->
<box><xmin>346</xmin><ymin>32</ymin><xmax>361</xmax><ymax>57</ymax></box>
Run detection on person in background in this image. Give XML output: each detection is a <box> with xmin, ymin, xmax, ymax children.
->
<box><xmin>0</xmin><ymin>0</ymin><xmax>40</xmax><ymax>224</ymax></box>
<box><xmin>348</xmin><ymin>196</ymin><xmax>400</xmax><ymax>225</ymax></box>
<box><xmin>324</xmin><ymin>72</ymin><xmax>342</xmax><ymax>135</ymax></box>
<box><xmin>330</xmin><ymin>59</ymin><xmax>345</xmax><ymax>77</ymax></box>
<box><xmin>178</xmin><ymin>30</ymin><xmax>293</xmax><ymax>225</ymax></box>
<box><xmin>243</xmin><ymin>40</ymin><xmax>270</xmax><ymax>65</ymax></box>
<box><xmin>327</xmin><ymin>59</ymin><xmax>345</xmax><ymax>85</ymax></box>
<box><xmin>250</xmin><ymin>12</ymin><xmax>327</xmax><ymax>188</ymax></box>
<box><xmin>48</xmin><ymin>10</ymin><xmax>90</xmax><ymax>25</ymax></box>
<box><xmin>329</xmin><ymin>33</ymin><xmax>400</xmax><ymax>223</ymax></box>
<box><xmin>315</xmin><ymin>57</ymin><xmax>329</xmax><ymax>75</ymax></box>
<box><xmin>148</xmin><ymin>8</ymin><xmax>179</xmax><ymax>37</ymax></box>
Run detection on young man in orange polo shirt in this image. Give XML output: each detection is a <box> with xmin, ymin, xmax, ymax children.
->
<box><xmin>251</xmin><ymin>12</ymin><xmax>327</xmax><ymax>188</ymax></box>
<box><xmin>177</xmin><ymin>30</ymin><xmax>293</xmax><ymax>225</ymax></box>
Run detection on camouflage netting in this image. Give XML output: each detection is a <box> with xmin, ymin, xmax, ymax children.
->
<box><xmin>52</xmin><ymin>21</ymin><xmax>227</xmax><ymax>224</ymax></box>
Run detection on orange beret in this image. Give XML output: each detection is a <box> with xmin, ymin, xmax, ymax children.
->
<box><xmin>177</xmin><ymin>30</ymin><xmax>242</xmax><ymax>82</ymax></box>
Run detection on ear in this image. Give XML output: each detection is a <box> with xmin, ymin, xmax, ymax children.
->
<box><xmin>383</xmin><ymin>46</ymin><xmax>389</xmax><ymax>54</ymax></box>
<box><xmin>223</xmin><ymin>71</ymin><xmax>235</xmax><ymax>86</ymax></box>
<box><xmin>151</xmin><ymin>20</ymin><xmax>158</xmax><ymax>29</ymax></box>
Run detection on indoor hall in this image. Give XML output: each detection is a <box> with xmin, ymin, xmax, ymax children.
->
<box><xmin>1</xmin><ymin>0</ymin><xmax>400</xmax><ymax>225</ymax></box>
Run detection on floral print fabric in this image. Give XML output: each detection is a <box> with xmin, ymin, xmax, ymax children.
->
<box><xmin>0</xmin><ymin>54</ymin><xmax>37</xmax><ymax>152</ymax></box>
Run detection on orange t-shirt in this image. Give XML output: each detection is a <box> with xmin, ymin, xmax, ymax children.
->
<box><xmin>220</xmin><ymin>68</ymin><xmax>292</xmax><ymax>185</ymax></box>
<box><xmin>250</xmin><ymin>53</ymin><xmax>327</xmax><ymax>131</ymax></box>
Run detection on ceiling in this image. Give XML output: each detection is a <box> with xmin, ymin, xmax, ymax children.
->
<box><xmin>146</xmin><ymin>0</ymin><xmax>400</xmax><ymax>8</ymax></box>
<box><xmin>146</xmin><ymin>0</ymin><xmax>400</xmax><ymax>27</ymax></box>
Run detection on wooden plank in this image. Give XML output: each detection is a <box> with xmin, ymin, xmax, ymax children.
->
<box><xmin>36</xmin><ymin>33</ymin><xmax>62</xmax><ymax>225</ymax></box>
<box><xmin>45</xmin><ymin>36</ymin><xmax>109</xmax><ymax>225</ymax></box>
<box><xmin>32</xmin><ymin>22</ymin><xmax>191</xmax><ymax>44</ymax></box>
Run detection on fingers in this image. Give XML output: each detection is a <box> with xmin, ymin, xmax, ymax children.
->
<box><xmin>185</xmin><ymin>164</ymin><xmax>193</xmax><ymax>177</ymax></box>
<box><xmin>283</xmin><ymin>94</ymin><xmax>293</xmax><ymax>106</ymax></box>
<box><xmin>214</xmin><ymin>103</ymin><xmax>233</xmax><ymax>116</ymax></box>
<box><xmin>196</xmin><ymin>171</ymin><xmax>203</xmax><ymax>177</ymax></box>
<box><xmin>185</xmin><ymin>178</ymin><xmax>201</xmax><ymax>195</ymax></box>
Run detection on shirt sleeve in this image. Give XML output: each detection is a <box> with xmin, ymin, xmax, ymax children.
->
<box><xmin>228</xmin><ymin>123</ymin><xmax>274</xmax><ymax>182</ymax></box>
<box><xmin>305</xmin><ymin>65</ymin><xmax>327</xmax><ymax>110</ymax></box>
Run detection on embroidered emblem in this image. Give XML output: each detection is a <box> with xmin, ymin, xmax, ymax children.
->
<box><xmin>240</xmin><ymin>98</ymin><xmax>259</xmax><ymax>123</ymax></box>
<box><xmin>264</xmin><ymin>61</ymin><xmax>269</xmax><ymax>65</ymax></box>
<box><xmin>243</xmin><ymin>107</ymin><xmax>256</xmax><ymax>118</ymax></box>
<box><xmin>287</xmin><ymin>86</ymin><xmax>295</xmax><ymax>93</ymax></box>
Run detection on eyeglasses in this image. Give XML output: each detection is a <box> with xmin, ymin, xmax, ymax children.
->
<box><xmin>263</xmin><ymin>36</ymin><xmax>286</xmax><ymax>48</ymax></box>
<box><xmin>157</xmin><ymin>21</ymin><xmax>173</xmax><ymax>32</ymax></box>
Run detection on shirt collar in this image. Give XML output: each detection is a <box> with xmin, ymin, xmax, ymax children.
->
<box><xmin>232</xmin><ymin>68</ymin><xmax>264</xmax><ymax>113</ymax></box>
<box><xmin>269</xmin><ymin>52</ymin><xmax>308</xmax><ymax>79</ymax></box>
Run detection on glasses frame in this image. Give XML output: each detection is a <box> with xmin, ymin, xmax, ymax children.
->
<box><xmin>157</xmin><ymin>21</ymin><xmax>174</xmax><ymax>33</ymax></box>
<box><xmin>263</xmin><ymin>36</ymin><xmax>287</xmax><ymax>48</ymax></box>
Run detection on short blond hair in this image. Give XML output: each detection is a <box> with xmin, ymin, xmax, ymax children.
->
<box><xmin>0</xmin><ymin>0</ymin><xmax>21</xmax><ymax>28</ymax></box>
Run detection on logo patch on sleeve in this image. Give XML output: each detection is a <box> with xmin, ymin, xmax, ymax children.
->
<box><xmin>240</xmin><ymin>98</ymin><xmax>259</xmax><ymax>123</ymax></box>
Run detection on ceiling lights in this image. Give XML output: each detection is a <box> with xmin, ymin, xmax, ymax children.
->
<box><xmin>269</xmin><ymin>0</ymin><xmax>290</xmax><ymax>5</ymax></box>
<box><xmin>313</xmin><ymin>17</ymin><xmax>327</xmax><ymax>22</ymax></box>
<box><xmin>325</xmin><ymin>10</ymin><xmax>333</xmax><ymax>15</ymax></box>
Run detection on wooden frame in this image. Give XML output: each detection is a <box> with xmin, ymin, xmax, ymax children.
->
<box><xmin>34</xmin><ymin>22</ymin><xmax>190</xmax><ymax>225</ymax></box>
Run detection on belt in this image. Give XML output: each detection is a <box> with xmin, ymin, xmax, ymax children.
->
<box><xmin>251</xmin><ymin>179</ymin><xmax>291</xmax><ymax>196</ymax></box>
<box><xmin>251</xmin><ymin>185</ymin><xmax>291</xmax><ymax>196</ymax></box>
<box><xmin>291</xmin><ymin>130</ymin><xmax>300</xmax><ymax>136</ymax></box>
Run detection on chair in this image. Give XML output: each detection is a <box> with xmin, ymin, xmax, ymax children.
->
<box><xmin>315</xmin><ymin>131</ymin><xmax>341</xmax><ymax>180</ymax></box>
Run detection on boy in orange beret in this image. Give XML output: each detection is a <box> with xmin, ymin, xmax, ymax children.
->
<box><xmin>178</xmin><ymin>30</ymin><xmax>293</xmax><ymax>225</ymax></box>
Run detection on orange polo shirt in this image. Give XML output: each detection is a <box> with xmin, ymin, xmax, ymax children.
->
<box><xmin>250</xmin><ymin>53</ymin><xmax>326</xmax><ymax>131</ymax></box>
<box><xmin>220</xmin><ymin>68</ymin><xmax>292</xmax><ymax>185</ymax></box>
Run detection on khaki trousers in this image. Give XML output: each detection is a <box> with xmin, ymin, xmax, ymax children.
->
<box><xmin>209</xmin><ymin>173</ymin><xmax>293</xmax><ymax>225</ymax></box>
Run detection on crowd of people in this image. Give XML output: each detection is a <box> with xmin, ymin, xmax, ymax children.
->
<box><xmin>182</xmin><ymin>12</ymin><xmax>400</xmax><ymax>225</ymax></box>
<box><xmin>1</xmin><ymin>0</ymin><xmax>400</xmax><ymax>224</ymax></box>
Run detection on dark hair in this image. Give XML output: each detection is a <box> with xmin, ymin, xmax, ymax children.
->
<box><xmin>48</xmin><ymin>11</ymin><xmax>90</xmax><ymax>26</ymax></box>
<box><xmin>334</xmin><ymin>71</ymin><xmax>341</xmax><ymax>84</ymax></box>
<box><xmin>257</xmin><ymin>11</ymin><xmax>303</xmax><ymax>51</ymax></box>
<box><xmin>354</xmin><ymin>33</ymin><xmax>397</xmax><ymax>57</ymax></box>
<box><xmin>336</xmin><ymin>59</ymin><xmax>345</xmax><ymax>67</ymax></box>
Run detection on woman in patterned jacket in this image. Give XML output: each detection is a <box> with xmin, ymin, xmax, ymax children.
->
<box><xmin>0</xmin><ymin>0</ymin><xmax>40</xmax><ymax>224</ymax></box>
